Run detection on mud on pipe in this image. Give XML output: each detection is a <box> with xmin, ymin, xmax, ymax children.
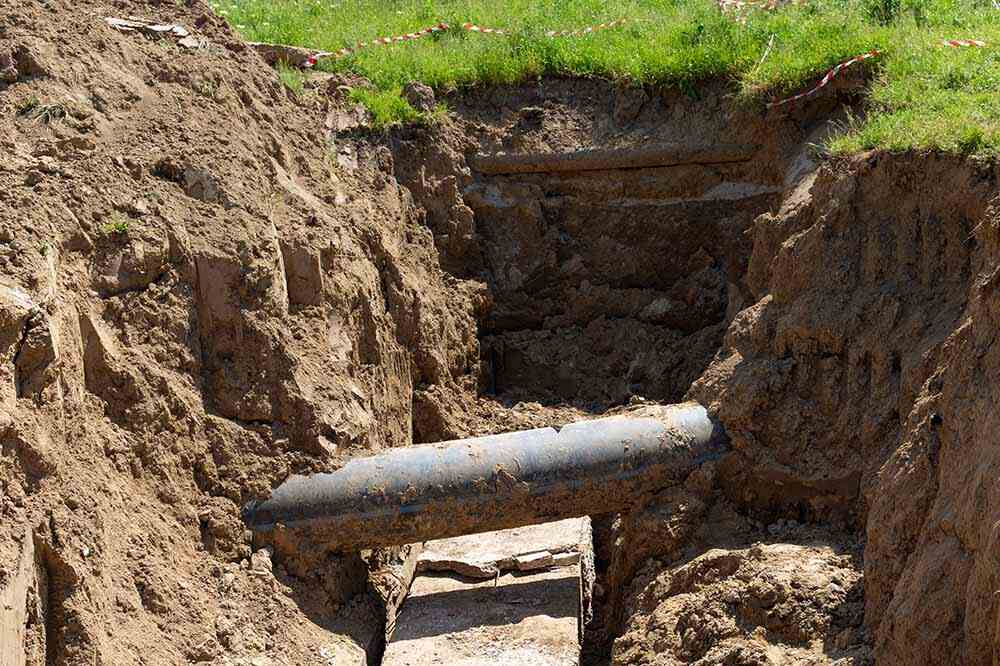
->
<box><xmin>243</xmin><ymin>402</ymin><xmax>728</xmax><ymax>552</ymax></box>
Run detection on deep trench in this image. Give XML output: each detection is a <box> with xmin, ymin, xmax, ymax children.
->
<box><xmin>466</xmin><ymin>145</ymin><xmax>778</xmax><ymax>411</ymax></box>
<box><xmin>362</xmin><ymin>79</ymin><xmax>840</xmax><ymax>662</ymax></box>
<box><xmin>486</xmin><ymin>149</ymin><xmax>776</xmax><ymax>663</ymax></box>
<box><xmin>367</xmin><ymin>147</ymin><xmax>795</xmax><ymax>664</ymax></box>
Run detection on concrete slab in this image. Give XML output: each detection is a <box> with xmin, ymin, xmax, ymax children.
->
<box><xmin>417</xmin><ymin>518</ymin><xmax>592</xmax><ymax>577</ymax></box>
<box><xmin>382</xmin><ymin>567</ymin><xmax>582</xmax><ymax>666</ymax></box>
<box><xmin>384</xmin><ymin>520</ymin><xmax>595</xmax><ymax>666</ymax></box>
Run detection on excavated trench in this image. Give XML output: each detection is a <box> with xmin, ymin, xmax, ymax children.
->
<box><xmin>467</xmin><ymin>143</ymin><xmax>773</xmax><ymax>409</ymax></box>
<box><xmin>7</xmin><ymin>5</ymin><xmax>1000</xmax><ymax>662</ymax></box>
<box><xmin>384</xmin><ymin>78</ymin><xmax>840</xmax><ymax>421</ymax></box>
<box><xmin>348</xmin><ymin>78</ymin><xmax>853</xmax><ymax>664</ymax></box>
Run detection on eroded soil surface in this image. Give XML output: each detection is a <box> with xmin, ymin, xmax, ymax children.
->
<box><xmin>3</xmin><ymin>2</ymin><xmax>1000</xmax><ymax>665</ymax></box>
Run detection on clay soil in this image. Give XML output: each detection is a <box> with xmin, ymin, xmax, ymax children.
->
<box><xmin>3</xmin><ymin>2</ymin><xmax>1000</xmax><ymax>666</ymax></box>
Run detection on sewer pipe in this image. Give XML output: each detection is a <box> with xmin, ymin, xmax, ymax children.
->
<box><xmin>469</xmin><ymin>144</ymin><xmax>757</xmax><ymax>175</ymax></box>
<box><xmin>243</xmin><ymin>402</ymin><xmax>727</xmax><ymax>551</ymax></box>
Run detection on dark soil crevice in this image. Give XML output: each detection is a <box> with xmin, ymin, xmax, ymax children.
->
<box><xmin>385</xmin><ymin>78</ymin><xmax>819</xmax><ymax>411</ymax></box>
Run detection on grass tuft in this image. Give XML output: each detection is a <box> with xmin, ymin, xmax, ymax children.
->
<box><xmin>277</xmin><ymin>62</ymin><xmax>306</xmax><ymax>95</ymax></box>
<box><xmin>103</xmin><ymin>213</ymin><xmax>131</xmax><ymax>236</ymax></box>
<box><xmin>212</xmin><ymin>0</ymin><xmax>1000</xmax><ymax>155</ymax></box>
<box><xmin>347</xmin><ymin>87</ymin><xmax>444</xmax><ymax>128</ymax></box>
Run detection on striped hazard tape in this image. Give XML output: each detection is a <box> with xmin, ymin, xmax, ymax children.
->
<box><xmin>943</xmin><ymin>38</ymin><xmax>987</xmax><ymax>48</ymax></box>
<box><xmin>769</xmin><ymin>38</ymin><xmax>989</xmax><ymax>107</ymax></box>
<box><xmin>284</xmin><ymin>19</ymin><xmax>628</xmax><ymax>67</ymax></box>
<box><xmin>461</xmin><ymin>22</ymin><xmax>506</xmax><ymax>35</ymax></box>
<box><xmin>466</xmin><ymin>20</ymin><xmax>627</xmax><ymax>38</ymax></box>
<box><xmin>768</xmin><ymin>50</ymin><xmax>881</xmax><ymax>108</ymax></box>
<box><xmin>318</xmin><ymin>22</ymin><xmax>450</xmax><ymax>63</ymax></box>
<box><xmin>719</xmin><ymin>0</ymin><xmax>803</xmax><ymax>23</ymax></box>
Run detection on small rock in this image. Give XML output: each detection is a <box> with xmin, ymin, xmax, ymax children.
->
<box><xmin>0</xmin><ymin>51</ymin><xmax>16</xmax><ymax>83</ymax></box>
<box><xmin>519</xmin><ymin>106</ymin><xmax>544</xmax><ymax>122</ymax></box>
<box><xmin>250</xmin><ymin>547</ymin><xmax>273</xmax><ymax>575</ymax></box>
<box><xmin>403</xmin><ymin>81</ymin><xmax>435</xmax><ymax>113</ymax></box>
<box><xmin>215</xmin><ymin>614</ymin><xmax>236</xmax><ymax>637</ymax></box>
<box><xmin>188</xmin><ymin>635</ymin><xmax>221</xmax><ymax>661</ymax></box>
<box><xmin>57</xmin><ymin>136</ymin><xmax>96</xmax><ymax>153</ymax></box>
<box><xmin>130</xmin><ymin>199</ymin><xmax>150</xmax><ymax>216</ymax></box>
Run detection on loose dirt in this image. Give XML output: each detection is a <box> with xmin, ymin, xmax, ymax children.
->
<box><xmin>3</xmin><ymin>2</ymin><xmax>1000</xmax><ymax>665</ymax></box>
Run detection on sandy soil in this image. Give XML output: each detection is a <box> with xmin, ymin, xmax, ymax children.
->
<box><xmin>3</xmin><ymin>2</ymin><xmax>1000</xmax><ymax>665</ymax></box>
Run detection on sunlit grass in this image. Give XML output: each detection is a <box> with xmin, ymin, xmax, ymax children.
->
<box><xmin>212</xmin><ymin>0</ymin><xmax>1000</xmax><ymax>153</ymax></box>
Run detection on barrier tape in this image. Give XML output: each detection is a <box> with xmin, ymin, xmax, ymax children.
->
<box><xmin>292</xmin><ymin>19</ymin><xmax>628</xmax><ymax>66</ymax></box>
<box><xmin>719</xmin><ymin>0</ymin><xmax>803</xmax><ymax>24</ymax></box>
<box><xmin>767</xmin><ymin>50</ymin><xmax>881</xmax><ymax>108</ymax></box>
<box><xmin>461</xmin><ymin>22</ymin><xmax>506</xmax><ymax>35</ymax></box>
<box><xmin>719</xmin><ymin>0</ymin><xmax>781</xmax><ymax>11</ymax></box>
<box><xmin>768</xmin><ymin>38</ymin><xmax>989</xmax><ymax>107</ymax></box>
<box><xmin>943</xmin><ymin>39</ymin><xmax>987</xmax><ymax>48</ymax></box>
<box><xmin>312</xmin><ymin>22</ymin><xmax>451</xmax><ymax>64</ymax></box>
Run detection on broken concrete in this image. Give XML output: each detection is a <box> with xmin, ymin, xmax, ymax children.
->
<box><xmin>385</xmin><ymin>519</ymin><xmax>594</xmax><ymax>666</ymax></box>
<box><xmin>383</xmin><ymin>567</ymin><xmax>583</xmax><ymax>666</ymax></box>
<box><xmin>417</xmin><ymin>518</ymin><xmax>593</xmax><ymax>579</ymax></box>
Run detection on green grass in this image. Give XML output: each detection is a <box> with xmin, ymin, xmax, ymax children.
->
<box><xmin>277</xmin><ymin>62</ymin><xmax>307</xmax><ymax>95</ymax></box>
<box><xmin>212</xmin><ymin>0</ymin><xmax>1000</xmax><ymax>155</ymax></box>
<box><xmin>103</xmin><ymin>214</ymin><xmax>131</xmax><ymax>236</ymax></box>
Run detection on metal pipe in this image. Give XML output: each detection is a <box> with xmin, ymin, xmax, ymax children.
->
<box><xmin>469</xmin><ymin>144</ymin><xmax>756</xmax><ymax>176</ymax></box>
<box><xmin>243</xmin><ymin>402</ymin><xmax>727</xmax><ymax>551</ymax></box>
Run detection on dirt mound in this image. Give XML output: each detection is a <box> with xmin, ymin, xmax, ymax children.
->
<box><xmin>615</xmin><ymin>531</ymin><xmax>866</xmax><ymax>665</ymax></box>
<box><xmin>1</xmin><ymin>1</ymin><xmax>481</xmax><ymax>663</ymax></box>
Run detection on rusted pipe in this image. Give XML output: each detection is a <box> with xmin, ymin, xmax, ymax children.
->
<box><xmin>469</xmin><ymin>144</ymin><xmax>756</xmax><ymax>176</ymax></box>
<box><xmin>243</xmin><ymin>402</ymin><xmax>727</xmax><ymax>551</ymax></box>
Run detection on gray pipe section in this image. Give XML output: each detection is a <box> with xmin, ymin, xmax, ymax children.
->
<box><xmin>243</xmin><ymin>402</ymin><xmax>727</xmax><ymax>551</ymax></box>
<box><xmin>469</xmin><ymin>144</ymin><xmax>756</xmax><ymax>175</ymax></box>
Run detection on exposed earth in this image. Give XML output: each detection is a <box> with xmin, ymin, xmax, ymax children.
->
<box><xmin>2</xmin><ymin>2</ymin><xmax>1000</xmax><ymax>665</ymax></box>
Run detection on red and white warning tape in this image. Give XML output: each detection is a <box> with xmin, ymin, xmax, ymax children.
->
<box><xmin>768</xmin><ymin>49</ymin><xmax>881</xmax><ymax>108</ymax></box>
<box><xmin>461</xmin><ymin>22</ymin><xmax>506</xmax><ymax>35</ymax></box>
<box><xmin>546</xmin><ymin>19</ymin><xmax>628</xmax><ymax>38</ymax></box>
<box><xmin>768</xmin><ymin>38</ymin><xmax>989</xmax><ymax>107</ymax></box>
<box><xmin>298</xmin><ymin>19</ymin><xmax>627</xmax><ymax>66</ymax></box>
<box><xmin>314</xmin><ymin>22</ymin><xmax>450</xmax><ymax>63</ymax></box>
<box><xmin>943</xmin><ymin>38</ymin><xmax>987</xmax><ymax>48</ymax></box>
<box><xmin>719</xmin><ymin>0</ymin><xmax>803</xmax><ymax>23</ymax></box>
<box><xmin>718</xmin><ymin>0</ymin><xmax>780</xmax><ymax>12</ymax></box>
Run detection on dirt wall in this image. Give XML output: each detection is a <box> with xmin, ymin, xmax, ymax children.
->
<box><xmin>678</xmin><ymin>153</ymin><xmax>1000</xmax><ymax>664</ymax></box>
<box><xmin>0</xmin><ymin>2</ymin><xmax>479</xmax><ymax>663</ymax></box>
